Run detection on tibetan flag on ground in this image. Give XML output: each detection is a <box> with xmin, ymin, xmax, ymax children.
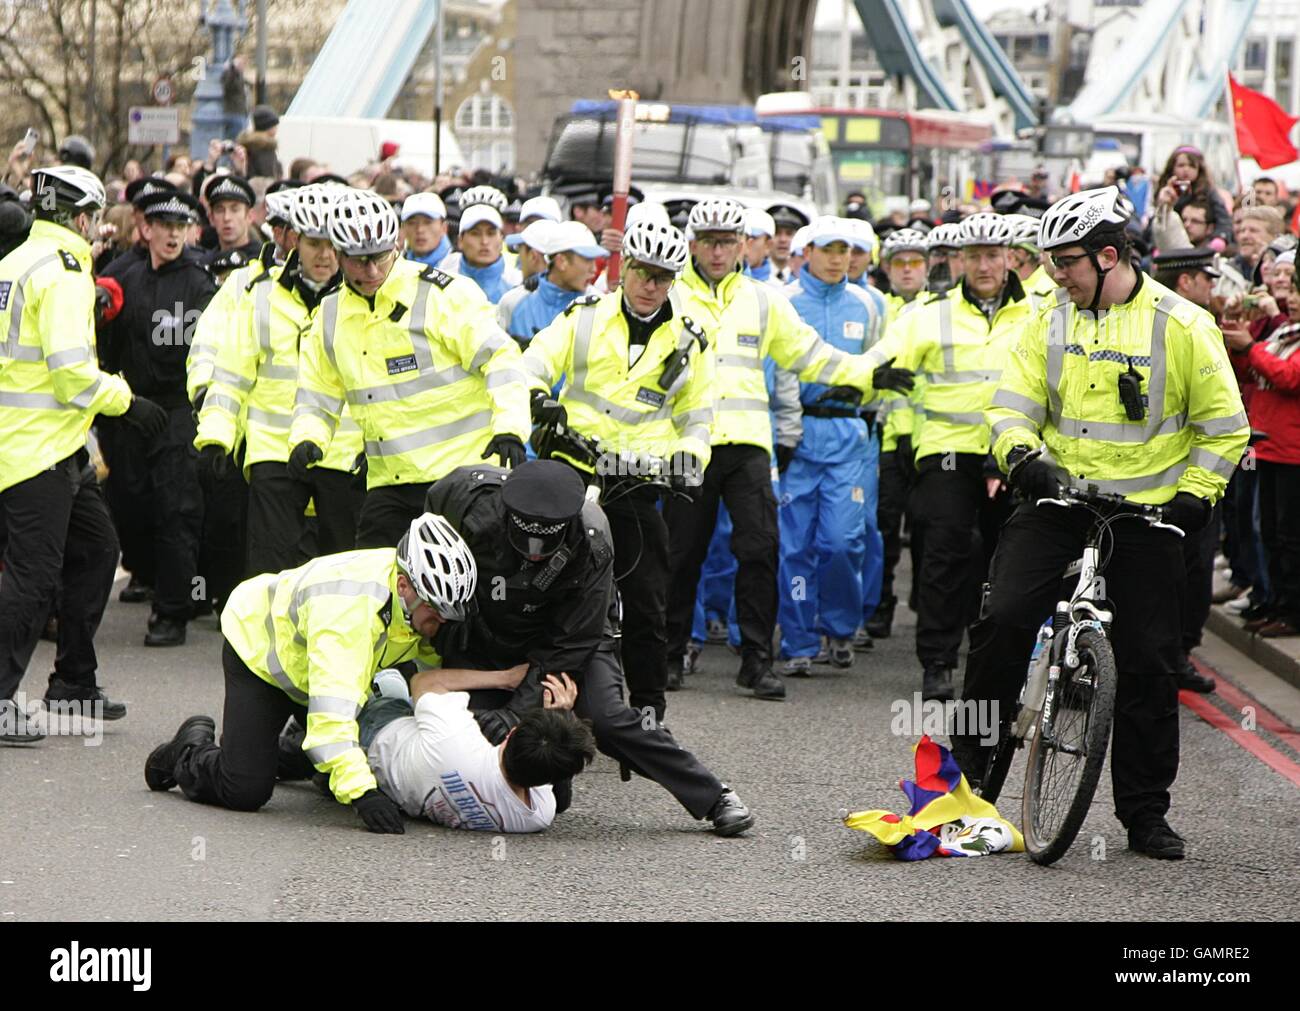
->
<box><xmin>1230</xmin><ymin>74</ymin><xmax>1299</xmax><ymax>170</ymax></box>
<box><xmin>843</xmin><ymin>735</ymin><xmax>1025</xmax><ymax>859</ymax></box>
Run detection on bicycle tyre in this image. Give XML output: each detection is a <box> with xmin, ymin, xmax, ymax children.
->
<box><xmin>1022</xmin><ymin>628</ymin><xmax>1118</xmax><ymax>865</ymax></box>
<box><xmin>978</xmin><ymin>728</ymin><xmax>1017</xmax><ymax>804</ymax></box>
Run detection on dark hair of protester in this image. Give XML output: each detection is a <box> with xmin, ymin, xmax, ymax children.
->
<box><xmin>1156</xmin><ymin>145</ymin><xmax>1214</xmax><ymax>199</ymax></box>
<box><xmin>501</xmin><ymin>709</ymin><xmax>597</xmax><ymax>789</ymax></box>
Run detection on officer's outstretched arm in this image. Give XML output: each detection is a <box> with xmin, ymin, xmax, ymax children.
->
<box><xmin>988</xmin><ymin>316</ymin><xmax>1051</xmax><ymax>472</ymax></box>
<box><xmin>194</xmin><ymin>282</ymin><xmax>260</xmax><ymax>453</ymax></box>
<box><xmin>1180</xmin><ymin>314</ymin><xmax>1250</xmax><ymax>503</ymax></box>
<box><xmin>520</xmin><ymin>312</ymin><xmax>573</xmax><ymax>396</ymax></box>
<box><xmin>290</xmin><ymin>303</ymin><xmax>345</xmax><ymax>455</ymax></box>
<box><xmin>446</xmin><ymin>285</ymin><xmax>531</xmax><ymax>442</ymax></box>
<box><xmin>40</xmin><ymin>269</ymin><xmax>132</xmax><ymax>416</ymax></box>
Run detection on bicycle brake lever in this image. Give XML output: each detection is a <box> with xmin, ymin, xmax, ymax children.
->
<box><xmin>1149</xmin><ymin>519</ymin><xmax>1186</xmax><ymax>538</ymax></box>
<box><xmin>1036</xmin><ymin>497</ymin><xmax>1071</xmax><ymax>508</ymax></box>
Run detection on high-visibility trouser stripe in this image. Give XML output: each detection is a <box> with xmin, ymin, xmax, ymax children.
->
<box><xmin>263</xmin><ymin>585</ymin><xmax>308</xmax><ymax>704</ymax></box>
<box><xmin>922</xmin><ymin>409</ymin><xmax>986</xmax><ymax>426</ymax></box>
<box><xmin>486</xmin><ymin>368</ymin><xmax>527</xmax><ymax>390</ymax></box>
<box><xmin>46</xmin><ymin>346</ymin><xmax>91</xmax><ymax>370</ymax></box>
<box><xmin>565</xmin><ymin>387</ymin><xmax>671</xmax><ymax>425</ymax></box>
<box><xmin>247</xmin><ymin>407</ymin><xmax>291</xmax><ymax>430</ymax></box>
<box><xmin>1054</xmin><ymin>413</ymin><xmax>1185</xmax><ymax>443</ymax></box>
<box><xmin>305</xmin><ymin>740</ymin><xmax>360</xmax><ymax>765</ymax></box>
<box><xmin>212</xmin><ymin>366</ymin><xmax>254</xmax><ymax>392</ymax></box>
<box><xmin>718</xmin><ymin>397</ymin><xmax>768</xmax><ymax>412</ymax></box>
<box><xmin>345</xmin><ymin>364</ymin><xmax>472</xmax><ymax>406</ymax></box>
<box><xmin>717</xmin><ymin>354</ymin><xmax>763</xmax><ymax>370</ymax></box>
<box><xmin>308</xmin><ymin>696</ymin><xmax>363</xmax><ymax>720</ymax></box>
<box><xmin>924</xmin><ymin>370</ymin><xmax>1000</xmax><ymax>384</ymax></box>
<box><xmin>470</xmin><ymin>329</ymin><xmax>513</xmax><ymax>373</ymax></box>
<box><xmin>363</xmin><ymin>410</ymin><xmax>492</xmax><ymax>458</ymax></box>
<box><xmin>1188</xmin><ymin>447</ymin><xmax>1239</xmax><ymax>479</ymax></box>
<box><xmin>67</xmin><ymin>375</ymin><xmax>102</xmax><ymax>409</ymax></box>
<box><xmin>1061</xmin><ymin>461</ymin><xmax>1188</xmax><ymax>496</ymax></box>
<box><xmin>3</xmin><ymin>254</ymin><xmax>59</xmax><ymax>359</ymax></box>
<box><xmin>206</xmin><ymin>392</ymin><xmax>243</xmax><ymax>417</ymax></box>
<box><xmin>0</xmin><ymin>390</ymin><xmax>72</xmax><ymax>410</ymax></box>
<box><xmin>990</xmin><ymin>388</ymin><xmax>1047</xmax><ymax>424</ymax></box>
<box><xmin>1190</xmin><ymin>411</ymin><xmax>1249</xmax><ymax>437</ymax></box>
<box><xmin>569</xmin><ymin>305</ymin><xmax>599</xmax><ymax>393</ymax></box>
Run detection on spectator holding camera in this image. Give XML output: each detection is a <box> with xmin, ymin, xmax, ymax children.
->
<box><xmin>1153</xmin><ymin>146</ymin><xmax>1232</xmax><ymax>251</ymax></box>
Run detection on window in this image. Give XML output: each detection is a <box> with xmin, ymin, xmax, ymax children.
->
<box><xmin>454</xmin><ymin>92</ymin><xmax>515</xmax><ymax>172</ymax></box>
<box><xmin>1244</xmin><ymin>39</ymin><xmax>1267</xmax><ymax>71</ymax></box>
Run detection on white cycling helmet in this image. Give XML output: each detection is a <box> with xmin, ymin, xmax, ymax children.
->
<box><xmin>396</xmin><ymin>513</ymin><xmax>478</xmax><ymax>623</ymax></box>
<box><xmin>926</xmin><ymin>222</ymin><xmax>964</xmax><ymax>251</ymax></box>
<box><xmin>959</xmin><ymin>212</ymin><xmax>1015</xmax><ymax>247</ymax></box>
<box><xmin>458</xmin><ymin>185</ymin><xmax>508</xmax><ymax>212</ymax></box>
<box><xmin>288</xmin><ymin>184</ymin><xmax>339</xmax><ymax>240</ymax></box>
<box><xmin>622</xmin><ymin>220</ymin><xmax>689</xmax><ymax>274</ymax></box>
<box><xmin>31</xmin><ymin>165</ymin><xmax>106</xmax><ymax>213</ymax></box>
<box><xmin>881</xmin><ymin>227</ymin><xmax>929</xmax><ymax>260</ymax></box>
<box><xmin>263</xmin><ymin>189</ymin><xmax>296</xmax><ymax>227</ymax></box>
<box><xmin>1037</xmin><ymin>186</ymin><xmax>1133</xmax><ymax>252</ymax></box>
<box><xmin>1004</xmin><ymin>213</ymin><xmax>1044</xmax><ymax>251</ymax></box>
<box><xmin>328</xmin><ymin>188</ymin><xmax>399</xmax><ymax>256</ymax></box>
<box><xmin>687</xmin><ymin>197</ymin><xmax>747</xmax><ymax>235</ymax></box>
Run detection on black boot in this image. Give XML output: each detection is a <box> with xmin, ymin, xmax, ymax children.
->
<box><xmin>737</xmin><ymin>655</ymin><xmax>785</xmax><ymax>701</ymax></box>
<box><xmin>118</xmin><ymin>576</ymin><xmax>154</xmax><ymax>604</ymax></box>
<box><xmin>666</xmin><ymin>655</ymin><xmax>684</xmax><ymax>692</ymax></box>
<box><xmin>922</xmin><ymin>664</ymin><xmax>954</xmax><ymax>703</ymax></box>
<box><xmin>1176</xmin><ymin>654</ymin><xmax>1215</xmax><ymax>694</ymax></box>
<box><xmin>145</xmin><ymin>715</ymin><xmax>216</xmax><ymax>791</ymax></box>
<box><xmin>43</xmin><ymin>678</ymin><xmax>127</xmax><ymax>720</ymax></box>
<box><xmin>707</xmin><ymin>786</ymin><xmax>755</xmax><ymax>836</ymax></box>
<box><xmin>865</xmin><ymin>597</ymin><xmax>894</xmax><ymax>638</ymax></box>
<box><xmin>144</xmin><ymin>616</ymin><xmax>187</xmax><ymax>647</ymax></box>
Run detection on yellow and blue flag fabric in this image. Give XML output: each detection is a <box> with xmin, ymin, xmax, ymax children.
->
<box><xmin>843</xmin><ymin>735</ymin><xmax>1025</xmax><ymax>859</ymax></box>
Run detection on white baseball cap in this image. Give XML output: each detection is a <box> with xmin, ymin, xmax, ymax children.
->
<box><xmin>519</xmin><ymin>195</ymin><xmax>563</xmax><ymax>224</ymax></box>
<box><xmin>845</xmin><ymin>217</ymin><xmax>876</xmax><ymax>252</ymax></box>
<box><xmin>805</xmin><ymin>216</ymin><xmax>855</xmax><ymax>248</ymax></box>
<box><xmin>401</xmin><ymin>192</ymin><xmax>446</xmax><ymax>222</ymax></box>
<box><xmin>506</xmin><ymin>219</ymin><xmax>559</xmax><ymax>253</ymax></box>
<box><xmin>790</xmin><ymin>225</ymin><xmax>812</xmax><ymax>253</ymax></box>
<box><xmin>746</xmin><ymin>208</ymin><xmax>776</xmax><ymax>238</ymax></box>
<box><xmin>545</xmin><ymin>221</ymin><xmax>605</xmax><ymax>259</ymax></box>
<box><xmin>459</xmin><ymin>204</ymin><xmax>504</xmax><ymax>233</ymax></box>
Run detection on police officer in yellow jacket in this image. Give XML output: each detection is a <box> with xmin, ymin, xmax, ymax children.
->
<box><xmin>289</xmin><ymin>189</ymin><xmax>531</xmax><ymax>548</ymax></box>
<box><xmin>145</xmin><ymin>514</ymin><xmax>477</xmax><ymax>831</ymax></box>
<box><xmin>664</xmin><ymin>198</ymin><xmax>915</xmax><ymax>701</ymax></box>
<box><xmin>1005</xmin><ymin>213</ymin><xmax>1057</xmax><ymax>309</ymax></box>
<box><xmin>522</xmin><ymin>220</ymin><xmax>715</xmax><ymax>723</ymax></box>
<box><xmin>955</xmin><ymin>188</ymin><xmax>1250</xmax><ymax>860</ymax></box>
<box><xmin>195</xmin><ymin>184</ymin><xmax>365</xmax><ymax>574</ymax></box>
<box><xmin>0</xmin><ymin>166</ymin><xmax>168</xmax><ymax>742</ymax></box>
<box><xmin>873</xmin><ymin>213</ymin><xmax>1033</xmax><ymax>702</ymax></box>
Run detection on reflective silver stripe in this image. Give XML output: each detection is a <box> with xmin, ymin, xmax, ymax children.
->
<box><xmin>305</xmin><ymin>740</ymin><xmax>360</xmax><ymax>765</ymax></box>
<box><xmin>297</xmin><ymin>387</ymin><xmax>344</xmax><ymax>415</ymax></box>
<box><xmin>67</xmin><ymin>375</ymin><xmax>102</xmax><ymax>409</ymax></box>
<box><xmin>1191</xmin><ymin>411</ymin><xmax>1249</xmax><ymax>437</ymax></box>
<box><xmin>308</xmin><ymin>696</ymin><xmax>363</xmax><ymax>720</ymax></box>
<box><xmin>0</xmin><ymin>390</ymin><xmax>70</xmax><ymax>410</ymax></box>
<box><xmin>717</xmin><ymin>353</ymin><xmax>763</xmax><ymax>371</ymax></box>
<box><xmin>1063</xmin><ymin>461</ymin><xmax>1187</xmax><ymax>495</ymax></box>
<box><xmin>681</xmin><ymin>424</ymin><xmax>711</xmax><ymax>445</ymax></box>
<box><xmin>363</xmin><ymin>410</ymin><xmax>492</xmax><ymax>457</ymax></box>
<box><xmin>296</xmin><ymin>405</ymin><xmax>335</xmax><ymax>426</ymax></box>
<box><xmin>717</xmin><ymin>397</ymin><xmax>768</xmax><ymax>412</ymax></box>
<box><xmin>924</xmin><ymin>369</ymin><xmax>999</xmax><ymax>384</ymax></box>
<box><xmin>924</xmin><ymin>409</ymin><xmax>986</xmax><ymax>426</ymax></box>
<box><xmin>287</xmin><ymin>576</ymin><xmax>390</xmax><ymax>642</ymax></box>
<box><xmin>752</xmin><ymin>282</ymin><xmax>770</xmax><ymax>341</ymax></box>
<box><xmin>320</xmin><ymin>293</ymin><xmax>340</xmax><ymax>370</ymax></box>
<box><xmin>566</xmin><ymin>386</ymin><xmax>671</xmax><ymax>424</ymax></box>
<box><xmin>1055</xmin><ymin>412</ymin><xmax>1185</xmax><ymax>443</ymax></box>
<box><xmin>570</xmin><ymin>304</ymin><xmax>599</xmax><ymax>393</ymax></box>
<box><xmin>863</xmin><ymin>346</ymin><xmax>891</xmax><ymax>368</ymax></box>
<box><xmin>253</xmin><ymin>279</ymin><xmax>273</xmax><ymax>357</ymax></box>
<box><xmin>522</xmin><ymin>354</ymin><xmax>554</xmax><ymax>385</ymax></box>
<box><xmin>263</xmin><ymin>584</ymin><xmax>308</xmax><ymax>704</ymax></box>
<box><xmin>1188</xmin><ymin>446</ymin><xmax>1238</xmax><ymax>479</ymax></box>
<box><xmin>881</xmin><ymin>397</ymin><xmax>910</xmax><ymax>414</ymax></box>
<box><xmin>259</xmin><ymin>363</ymin><xmax>297</xmax><ymax>382</ymax></box>
<box><xmin>814</xmin><ymin>348</ymin><xmax>848</xmax><ymax>385</ymax></box>
<box><xmin>676</xmin><ymin>407</ymin><xmax>714</xmax><ymax>430</ymax></box>
<box><xmin>990</xmin><ymin>417</ymin><xmax>1034</xmax><ymax>440</ymax></box>
<box><xmin>787</xmin><ymin>340</ymin><xmax>822</xmax><ymax>375</ymax></box>
<box><xmin>46</xmin><ymin>346</ymin><xmax>91</xmax><ymax>370</ymax></box>
<box><xmin>1044</xmin><ymin>300</ymin><xmax>1070</xmax><ymax>422</ymax></box>
<box><xmin>247</xmin><ymin>406</ymin><xmax>291</xmax><ymax>429</ymax></box>
<box><xmin>485</xmin><ymin>368</ymin><xmax>527</xmax><ymax>390</ymax></box>
<box><xmin>345</xmin><ymin>363</ymin><xmax>471</xmax><ymax>406</ymax></box>
<box><xmin>212</xmin><ymin>366</ymin><xmax>254</xmax><ymax>393</ymax></box>
<box><xmin>1142</xmin><ymin>295</ymin><xmax>1176</xmax><ymax>442</ymax></box>
<box><xmin>937</xmin><ymin>298</ymin><xmax>955</xmax><ymax>371</ymax></box>
<box><xmin>206</xmin><ymin>392</ymin><xmax>242</xmax><ymax>416</ymax></box>
<box><xmin>470</xmin><ymin>329</ymin><xmax>512</xmax><ymax>373</ymax></box>
<box><xmin>404</xmin><ymin>277</ymin><xmax>436</xmax><ymax>370</ymax></box>
<box><xmin>2</xmin><ymin>253</ymin><xmax>59</xmax><ymax>360</ymax></box>
<box><xmin>990</xmin><ymin>388</ymin><xmax>1047</xmax><ymax>424</ymax></box>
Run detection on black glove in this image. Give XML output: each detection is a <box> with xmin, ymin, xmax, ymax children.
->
<box><xmin>871</xmin><ymin>357</ymin><xmax>915</xmax><ymax>395</ymax></box>
<box><xmin>1161</xmin><ymin>492</ymin><xmax>1210</xmax><ymax>534</ymax></box>
<box><xmin>287</xmin><ymin>441</ymin><xmax>323</xmax><ymax>482</ymax></box>
<box><xmin>121</xmin><ymin>396</ymin><xmax>168</xmax><ymax>440</ymax></box>
<box><xmin>669</xmin><ymin>450</ymin><xmax>703</xmax><ymax>500</ymax></box>
<box><xmin>199</xmin><ymin>444</ymin><xmax>230</xmax><ymax>481</ymax></box>
<box><xmin>530</xmin><ymin>389</ymin><xmax>567</xmax><ymax>428</ymax></box>
<box><xmin>814</xmin><ymin>384</ymin><xmax>863</xmax><ymax>406</ymax></box>
<box><xmin>482</xmin><ymin>433</ymin><xmax>526</xmax><ymax>469</ymax></box>
<box><xmin>775</xmin><ymin>443</ymin><xmax>796</xmax><ymax>474</ymax></box>
<box><xmin>1006</xmin><ymin>446</ymin><xmax>1060</xmax><ymax>503</ymax></box>
<box><xmin>351</xmin><ymin>451</ymin><xmax>368</xmax><ymax>492</ymax></box>
<box><xmin>895</xmin><ymin>434</ymin><xmax>916</xmax><ymax>481</ymax></box>
<box><xmin>353</xmin><ymin>789</ymin><xmax>405</xmax><ymax>834</ymax></box>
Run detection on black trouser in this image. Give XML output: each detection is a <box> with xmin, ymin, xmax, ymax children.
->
<box><xmin>245</xmin><ymin>462</ymin><xmax>364</xmax><ymax>575</ymax></box>
<box><xmin>198</xmin><ymin>449</ymin><xmax>248</xmax><ymax>609</ymax></box>
<box><xmin>1258</xmin><ymin>460</ymin><xmax>1300</xmax><ymax>625</ymax></box>
<box><xmin>0</xmin><ymin>450</ymin><xmax>118</xmax><ymax>701</ymax></box>
<box><xmin>876</xmin><ymin>449</ymin><xmax>910</xmax><ymax>615</ymax></box>
<box><xmin>176</xmin><ymin>640</ymin><xmax>309</xmax><ymax>812</ymax></box>
<box><xmin>105</xmin><ymin>406</ymin><xmax>203</xmax><ymax>621</ymax></box>
<box><xmin>99</xmin><ymin>419</ymin><xmax>156</xmax><ymax>586</ymax></box>
<box><xmin>1181</xmin><ymin>501</ymin><xmax>1223</xmax><ymax>652</ymax></box>
<box><xmin>957</xmin><ymin>502</ymin><xmax>1183</xmax><ymax>828</ymax></box>
<box><xmin>604</xmin><ymin>486</ymin><xmax>670</xmax><ymax>722</ymax></box>
<box><xmin>355</xmin><ymin>482</ymin><xmax>432</xmax><ymax>548</ymax></box>
<box><xmin>664</xmin><ymin>444</ymin><xmax>778</xmax><ymax>664</ymax></box>
<box><xmin>908</xmin><ymin>453</ymin><xmax>988</xmax><ymax>670</ymax></box>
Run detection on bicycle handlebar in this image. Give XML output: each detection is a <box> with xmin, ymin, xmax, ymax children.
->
<box><xmin>1036</xmin><ymin>488</ymin><xmax>1185</xmax><ymax>538</ymax></box>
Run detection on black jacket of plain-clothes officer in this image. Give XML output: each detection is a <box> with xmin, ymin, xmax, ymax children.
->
<box><xmin>424</xmin><ymin>460</ymin><xmax>757</xmax><ymax>836</ymax></box>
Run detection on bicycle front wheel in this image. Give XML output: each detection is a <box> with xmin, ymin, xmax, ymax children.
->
<box><xmin>1022</xmin><ymin>628</ymin><xmax>1118</xmax><ymax>865</ymax></box>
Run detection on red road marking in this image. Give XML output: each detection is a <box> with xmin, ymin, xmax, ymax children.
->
<box><xmin>1178</xmin><ymin>687</ymin><xmax>1300</xmax><ymax>789</ymax></box>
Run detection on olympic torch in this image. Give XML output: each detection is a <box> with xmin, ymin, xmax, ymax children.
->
<box><xmin>605</xmin><ymin>88</ymin><xmax>638</xmax><ymax>286</ymax></box>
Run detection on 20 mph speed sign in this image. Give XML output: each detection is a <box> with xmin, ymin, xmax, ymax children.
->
<box><xmin>152</xmin><ymin>77</ymin><xmax>174</xmax><ymax>106</ymax></box>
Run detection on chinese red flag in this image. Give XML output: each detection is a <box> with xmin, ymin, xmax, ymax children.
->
<box><xmin>1230</xmin><ymin>74</ymin><xmax>1299</xmax><ymax>170</ymax></box>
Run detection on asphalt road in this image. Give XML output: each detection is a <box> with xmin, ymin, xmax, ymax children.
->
<box><xmin>2</xmin><ymin>564</ymin><xmax>1297</xmax><ymax>922</ymax></box>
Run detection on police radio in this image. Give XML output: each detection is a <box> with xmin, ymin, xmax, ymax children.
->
<box><xmin>1117</xmin><ymin>357</ymin><xmax>1145</xmax><ymax>421</ymax></box>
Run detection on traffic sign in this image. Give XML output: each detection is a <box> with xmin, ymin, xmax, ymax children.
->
<box><xmin>152</xmin><ymin>76</ymin><xmax>174</xmax><ymax>106</ymax></box>
<box><xmin>128</xmin><ymin>107</ymin><xmax>180</xmax><ymax>145</ymax></box>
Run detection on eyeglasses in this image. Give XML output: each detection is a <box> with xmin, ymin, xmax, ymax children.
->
<box><xmin>890</xmin><ymin>256</ymin><xmax>926</xmax><ymax>269</ymax></box>
<box><xmin>628</xmin><ymin>264</ymin><xmax>675</xmax><ymax>287</ymax></box>
<box><xmin>1049</xmin><ymin>251</ymin><xmax>1091</xmax><ymax>271</ymax></box>
<box><xmin>343</xmin><ymin>250</ymin><xmax>396</xmax><ymax>268</ymax></box>
<box><xmin>695</xmin><ymin>235</ymin><xmax>740</xmax><ymax>250</ymax></box>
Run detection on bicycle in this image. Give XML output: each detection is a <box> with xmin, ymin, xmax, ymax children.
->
<box><xmin>975</xmin><ymin>483</ymin><xmax>1184</xmax><ymax>865</ymax></box>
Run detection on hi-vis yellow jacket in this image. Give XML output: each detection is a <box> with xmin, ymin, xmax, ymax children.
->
<box><xmin>186</xmin><ymin>247</ymin><xmax>275</xmax><ymax>405</ymax></box>
<box><xmin>523</xmin><ymin>289</ymin><xmax>717</xmax><ymax>466</ymax></box>
<box><xmin>673</xmin><ymin>259</ymin><xmax>885</xmax><ymax>454</ymax></box>
<box><xmin>221</xmin><ymin>548</ymin><xmax>440</xmax><ymax>803</ymax></box>
<box><xmin>0</xmin><ymin>221</ymin><xmax>133</xmax><ymax>492</ymax></box>
<box><xmin>880</xmin><ymin>293</ymin><xmax>924</xmax><ymax>452</ymax></box>
<box><xmin>193</xmin><ymin>253</ymin><xmax>362</xmax><ymax>474</ymax></box>
<box><xmin>988</xmin><ymin>276</ymin><xmax>1249</xmax><ymax>505</ymax></box>
<box><xmin>875</xmin><ymin>279</ymin><xmax>1033</xmax><ymax>463</ymax></box>
<box><xmin>290</xmin><ymin>259</ymin><xmax>531</xmax><ymax>489</ymax></box>
<box><xmin>1024</xmin><ymin>264</ymin><xmax>1057</xmax><ymax>307</ymax></box>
